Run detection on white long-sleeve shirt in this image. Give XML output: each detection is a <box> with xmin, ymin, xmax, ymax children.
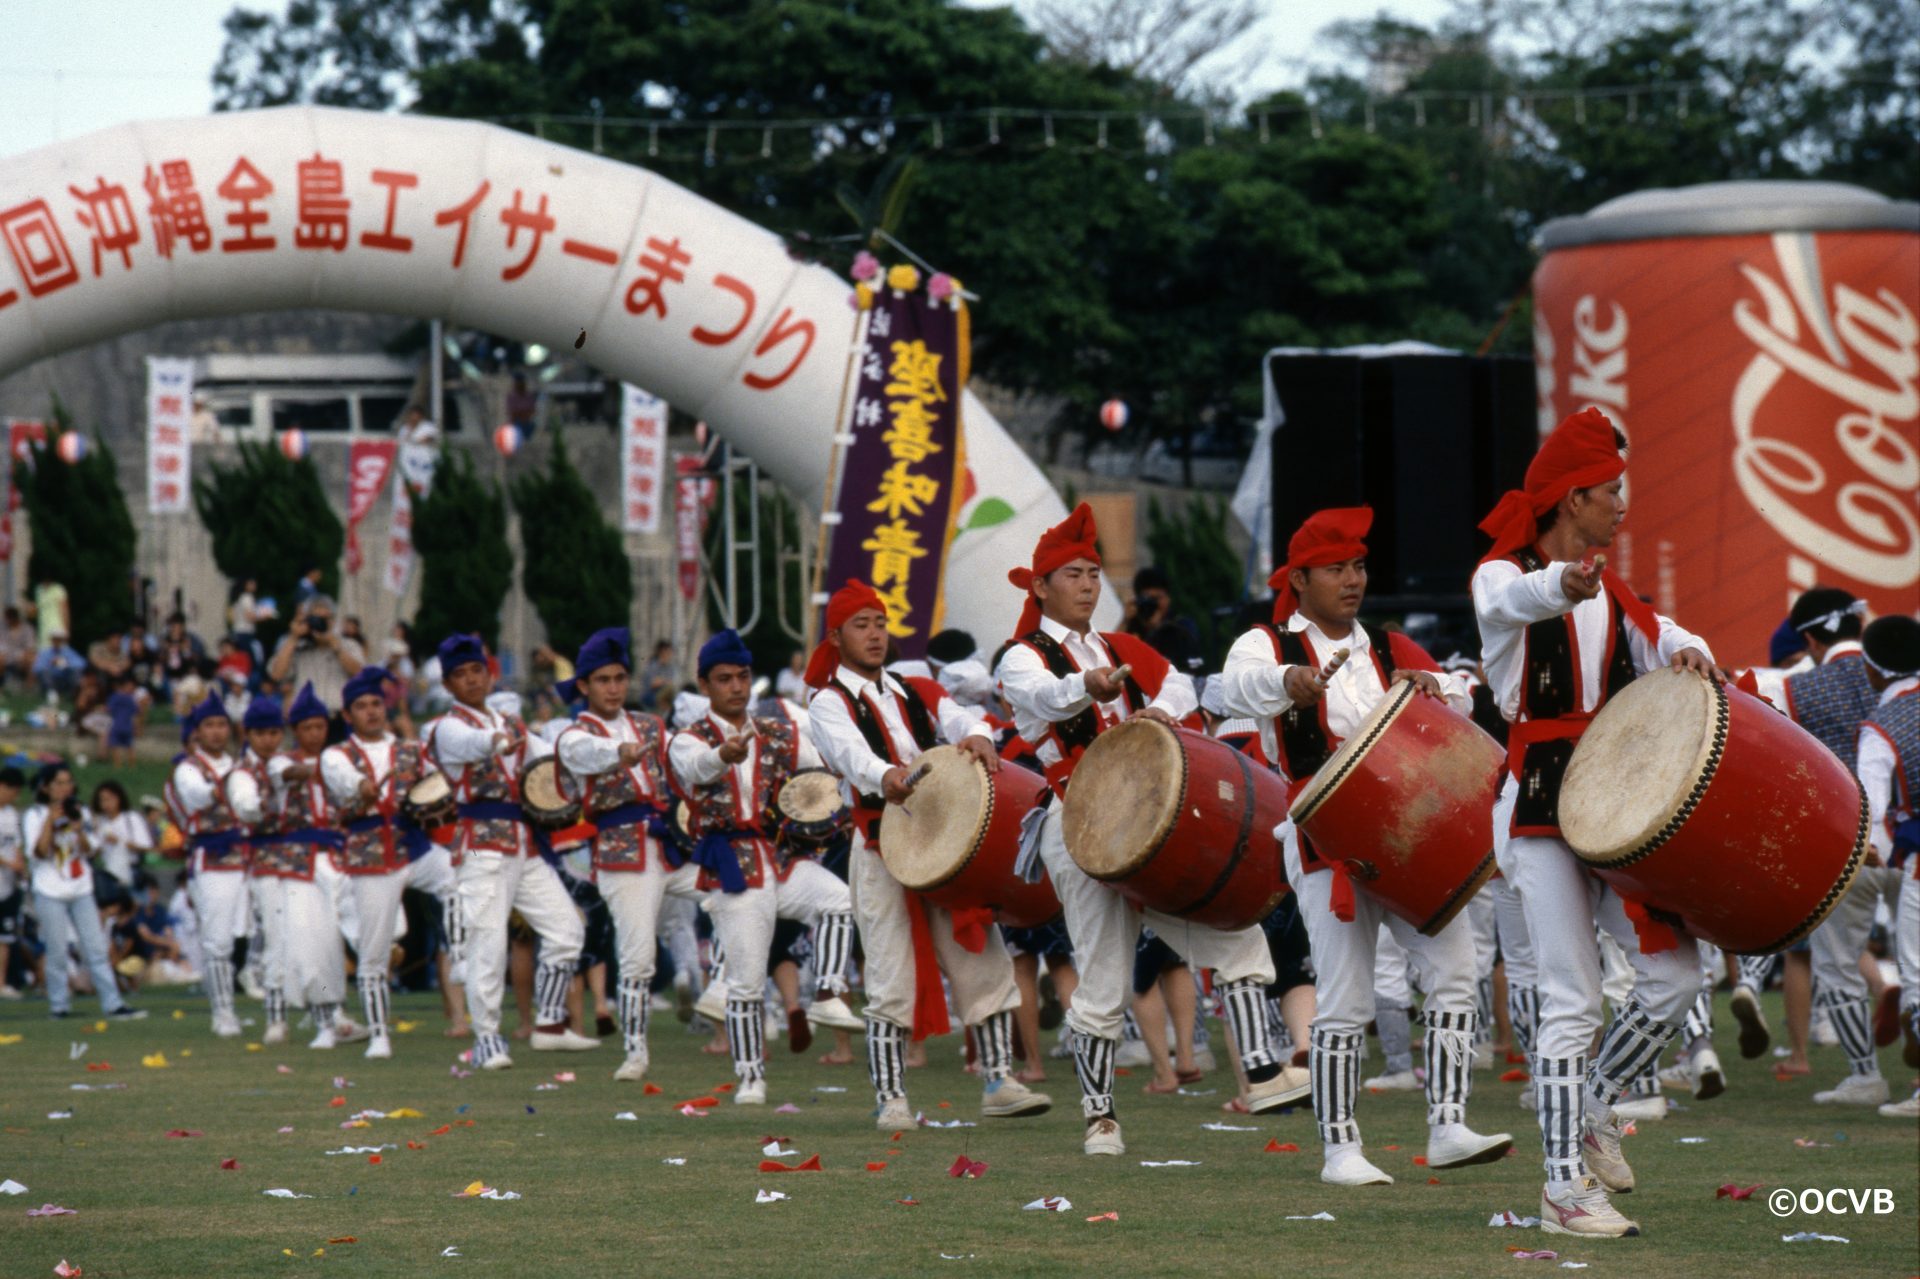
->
<box><xmin>321</xmin><ymin>734</ymin><xmax>398</xmax><ymax>808</ymax></box>
<box><xmin>808</xmin><ymin>664</ymin><xmax>991</xmax><ymax>801</ymax></box>
<box><xmin>996</xmin><ymin>614</ymin><xmax>1196</xmax><ymax>771</ymax></box>
<box><xmin>25</xmin><ymin>804</ymin><xmax>96</xmax><ymax>901</ymax></box>
<box><xmin>1858</xmin><ymin>677</ymin><xmax>1919</xmax><ymax>861</ymax></box>
<box><xmin>668</xmin><ymin>711</ymin><xmax>824</xmax><ymax>827</ymax></box>
<box><xmin>1470</xmin><ymin>556</ymin><xmax>1711</xmax><ymax>724</ymax></box>
<box><xmin>91</xmin><ymin>810</ymin><xmax>153</xmax><ymax>885</ymax></box>
<box><xmin>171</xmin><ymin>749</ymin><xmax>261</xmax><ymax>828</ymax></box>
<box><xmin>1222</xmin><ymin>615</ymin><xmax>1468</xmax><ymax>781</ymax></box>
<box><xmin>425</xmin><ymin>702</ymin><xmax>552</xmax><ymax>855</ymax></box>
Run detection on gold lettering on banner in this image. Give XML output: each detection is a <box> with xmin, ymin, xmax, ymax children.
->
<box><xmin>1731</xmin><ymin>232</ymin><xmax>1920</xmax><ymax>589</ymax></box>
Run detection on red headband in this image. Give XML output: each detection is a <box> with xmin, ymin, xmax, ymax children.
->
<box><xmin>1269</xmin><ymin>506</ymin><xmax>1372</xmax><ymax>623</ymax></box>
<box><xmin>1008</xmin><ymin>502</ymin><xmax>1100</xmax><ymax>637</ymax></box>
<box><xmin>1479</xmin><ymin>407</ymin><xmax>1626</xmax><ymax>563</ymax></box>
<box><xmin>804</xmin><ymin>579</ymin><xmax>889</xmax><ymax>688</ymax></box>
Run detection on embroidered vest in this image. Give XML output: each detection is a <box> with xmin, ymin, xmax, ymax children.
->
<box><xmin>334</xmin><ymin>738</ymin><xmax>429</xmax><ymax>874</ymax></box>
<box><xmin>434</xmin><ymin>704</ymin><xmax>532</xmax><ymax>854</ymax></box>
<box><xmin>1507</xmin><ymin>547</ymin><xmax>1637</xmax><ymax>835</ymax></box>
<box><xmin>183</xmin><ymin>753</ymin><xmax>249</xmax><ymax>871</ymax></box>
<box><xmin>1785</xmin><ymin>654</ymin><xmax>1876</xmax><ymax>773</ymax></box>
<box><xmin>571</xmin><ymin>711</ymin><xmax>671</xmax><ymax>871</ymax></box>
<box><xmin>680</xmin><ymin>714</ymin><xmax>799</xmax><ymax>889</ymax></box>
<box><xmin>254</xmin><ymin>752</ymin><xmax>333</xmax><ymax>878</ymax></box>
<box><xmin>1866</xmin><ymin>690</ymin><xmax>1920</xmax><ymax>863</ymax></box>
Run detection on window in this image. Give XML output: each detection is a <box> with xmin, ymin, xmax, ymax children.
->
<box><xmin>270</xmin><ymin>395</ymin><xmax>352</xmax><ymax>434</ymax></box>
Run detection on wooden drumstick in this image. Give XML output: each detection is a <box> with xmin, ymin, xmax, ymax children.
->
<box><xmin>903</xmin><ymin>762</ymin><xmax>933</xmax><ymax>789</ymax></box>
<box><xmin>1112</xmin><ymin>663</ymin><xmax>1133</xmax><ymax>683</ymax></box>
<box><xmin>1319</xmin><ymin>648</ymin><xmax>1350</xmax><ymax>681</ymax></box>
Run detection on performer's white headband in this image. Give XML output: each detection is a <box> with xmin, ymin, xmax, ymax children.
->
<box><xmin>1794</xmin><ymin>598</ymin><xmax>1867</xmax><ymax>635</ymax></box>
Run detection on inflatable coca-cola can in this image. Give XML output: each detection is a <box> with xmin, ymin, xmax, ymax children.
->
<box><xmin>1533</xmin><ymin>182</ymin><xmax>1920</xmax><ymax>662</ymax></box>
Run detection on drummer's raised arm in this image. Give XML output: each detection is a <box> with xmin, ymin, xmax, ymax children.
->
<box><xmin>1470</xmin><ymin>557</ymin><xmax>1572</xmax><ymax>629</ymax></box>
<box><xmin>319</xmin><ymin>746</ymin><xmax>363</xmax><ymax>806</ymax></box>
<box><xmin>556</xmin><ymin>725</ymin><xmax>622</xmax><ymax>778</ymax></box>
<box><xmin>1222</xmin><ymin>628</ymin><xmax>1297</xmax><ymax>719</ymax></box>
<box><xmin>934</xmin><ymin>692</ymin><xmax>994</xmax><ymax>747</ymax></box>
<box><xmin>995</xmin><ymin>642</ymin><xmax>1093</xmax><ymax>722</ymax></box>
<box><xmin>170</xmin><ymin>757</ymin><xmax>219</xmax><ymax>817</ymax></box>
<box><xmin>793</xmin><ymin>727</ymin><xmax>825</xmax><ymax>771</ymax></box>
<box><xmin>807</xmin><ymin>692</ymin><xmax>892</xmax><ymax>798</ymax></box>
<box><xmin>431</xmin><ymin>710</ymin><xmax>503</xmax><ymax>765</ymax></box>
<box><xmin>226</xmin><ymin>767</ymin><xmax>264</xmax><ymax>826</ymax></box>
<box><xmin>668</xmin><ymin>729</ymin><xmax>727</xmax><ymax>788</ymax></box>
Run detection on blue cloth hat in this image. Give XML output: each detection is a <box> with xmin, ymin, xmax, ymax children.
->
<box><xmin>575</xmin><ymin>627</ymin><xmax>632</xmax><ymax>678</ymax></box>
<box><xmin>1766</xmin><ymin>617</ymin><xmax>1804</xmax><ymax>668</ymax></box>
<box><xmin>697</xmin><ymin>628</ymin><xmax>753</xmax><ymax>678</ymax></box>
<box><xmin>287</xmin><ymin>681</ymin><xmax>329</xmax><ymax>726</ymax></box>
<box><xmin>242</xmin><ymin>695</ymin><xmax>285</xmax><ymax>731</ymax></box>
<box><xmin>436</xmin><ymin>632</ymin><xmax>488</xmax><ymax>677</ymax></box>
<box><xmin>183</xmin><ymin>690</ymin><xmax>230</xmax><ymax>739</ymax></box>
<box><xmin>340</xmin><ymin>665</ymin><xmax>392</xmax><ymax>711</ymax></box>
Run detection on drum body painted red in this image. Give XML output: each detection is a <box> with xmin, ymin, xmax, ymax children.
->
<box><xmin>1562</xmin><ymin>669</ymin><xmax>1867</xmax><ymax>954</ymax></box>
<box><xmin>1062</xmin><ymin>721</ymin><xmax>1289</xmax><ymax>931</ymax></box>
<box><xmin>880</xmin><ymin>746</ymin><xmax>1061</xmax><ymax>928</ymax></box>
<box><xmin>1289</xmin><ymin>683</ymin><xmax>1504</xmax><ymax>935</ymax></box>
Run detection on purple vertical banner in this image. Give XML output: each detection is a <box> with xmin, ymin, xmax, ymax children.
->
<box><xmin>823</xmin><ymin>280</ymin><xmax>966</xmax><ymax>657</ymax></box>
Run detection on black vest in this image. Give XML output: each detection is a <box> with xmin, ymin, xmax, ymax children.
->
<box><xmin>827</xmin><ymin>676</ymin><xmax>939</xmax><ymax>809</ymax></box>
<box><xmin>1020</xmin><ymin>630</ymin><xmax>1146</xmax><ymax>757</ymax></box>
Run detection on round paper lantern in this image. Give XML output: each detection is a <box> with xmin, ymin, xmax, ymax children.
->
<box><xmin>278</xmin><ymin>429</ymin><xmax>308</xmax><ymax>461</ymax></box>
<box><xmin>493</xmin><ymin>423</ymin><xmax>523</xmax><ymax>456</ymax></box>
<box><xmin>55</xmin><ymin>433</ymin><xmax>88</xmax><ymax>464</ymax></box>
<box><xmin>1099</xmin><ymin>399</ymin><xmax>1129</xmax><ymax>432</ymax></box>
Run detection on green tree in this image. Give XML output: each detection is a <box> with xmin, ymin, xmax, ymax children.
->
<box><xmin>1143</xmin><ymin>494</ymin><xmax>1240</xmax><ymax>666</ymax></box>
<box><xmin>508</xmin><ymin>434</ymin><xmax>631</xmax><ymax>658</ymax></box>
<box><xmin>410</xmin><ymin>450</ymin><xmax>513</xmax><ymax>651</ymax></box>
<box><xmin>194</xmin><ymin>442</ymin><xmax>344</xmax><ymax>611</ymax></box>
<box><xmin>20</xmin><ymin>408</ymin><xmax>138</xmax><ymax>649</ymax></box>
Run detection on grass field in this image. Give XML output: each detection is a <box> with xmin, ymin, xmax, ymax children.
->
<box><xmin>1</xmin><ymin>989</ymin><xmax>1915</xmax><ymax>1278</ymax></box>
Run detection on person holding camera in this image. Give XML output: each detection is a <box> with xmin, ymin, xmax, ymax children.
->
<box><xmin>267</xmin><ymin>594</ymin><xmax>365</xmax><ymax>712</ymax></box>
<box><xmin>26</xmin><ymin>764</ymin><xmax>145</xmax><ymax>1020</ymax></box>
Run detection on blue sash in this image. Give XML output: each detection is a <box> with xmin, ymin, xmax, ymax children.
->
<box><xmin>457</xmin><ymin>800</ymin><xmax>556</xmax><ymax>865</ymax></box>
<box><xmin>690</xmin><ymin>826</ymin><xmax>758</xmax><ymax>895</ymax></box>
<box><xmin>342</xmin><ymin>814</ymin><xmax>432</xmax><ymax>862</ymax></box>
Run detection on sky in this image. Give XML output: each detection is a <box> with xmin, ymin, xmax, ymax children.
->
<box><xmin>0</xmin><ymin>0</ymin><xmax>1456</xmax><ymax>160</ymax></box>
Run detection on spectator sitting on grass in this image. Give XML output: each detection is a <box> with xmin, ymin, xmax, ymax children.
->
<box><xmin>0</xmin><ymin>606</ymin><xmax>35</xmax><ymax>687</ymax></box>
<box><xmin>87</xmin><ymin>627</ymin><xmax>131</xmax><ymax>681</ymax></box>
<box><xmin>33</xmin><ymin>631</ymin><xmax>84</xmax><ymax>701</ymax></box>
<box><xmin>75</xmin><ymin>669</ymin><xmax>110</xmax><ymax>746</ymax></box>
<box><xmin>101</xmin><ymin>673</ymin><xmax>142</xmax><ymax>767</ymax></box>
<box><xmin>158</xmin><ymin>612</ymin><xmax>206</xmax><ymax>697</ymax></box>
<box><xmin>124</xmin><ymin>620</ymin><xmax>158</xmax><ymax>692</ymax></box>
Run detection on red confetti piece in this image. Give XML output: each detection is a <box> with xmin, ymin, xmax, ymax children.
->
<box><xmin>326</xmin><ymin>1237</ymin><xmax>357</xmax><ymax>1244</ymax></box>
<box><xmin>1086</xmin><ymin>1211</ymin><xmax>1119</xmax><ymax>1222</ymax></box>
<box><xmin>866</xmin><ymin>1161</ymin><xmax>888</xmax><ymax>1171</ymax></box>
<box><xmin>890</xmin><ymin>1131</ymin><xmax>904</xmax><ymax>1141</ymax></box>
<box><xmin>887</xmin><ymin>1147</ymin><xmax>902</xmax><ymax>1155</ymax></box>
<box><xmin>1412</xmin><ymin>1156</ymin><xmax>1428</xmax><ymax>1166</ymax></box>
<box><xmin>219</xmin><ymin>1158</ymin><xmax>239</xmax><ymax>1170</ymax></box>
<box><xmin>642</xmin><ymin>1083</ymin><xmax>663</xmax><ymax>1095</ymax></box>
<box><xmin>328</xmin><ymin>1097</ymin><xmax>346</xmax><ymax>1108</ymax></box>
<box><xmin>164</xmin><ymin>1129</ymin><xmax>202</xmax><ymax>1138</ymax></box>
<box><xmin>947</xmin><ymin>1154</ymin><xmax>988</xmax><ymax>1179</ymax></box>
<box><xmin>1499</xmin><ymin>1068</ymin><xmax>1529</xmax><ymax>1082</ymax></box>
<box><xmin>678</xmin><ymin>1097</ymin><xmax>720</xmax><ymax>1109</ymax></box>
<box><xmin>368</xmin><ymin>1154</ymin><xmax>382</xmax><ymax>1165</ymax></box>
<box><xmin>936</xmin><ymin>1101</ymin><xmax>952</xmax><ymax>1109</ymax></box>
<box><xmin>457</xmin><ymin>1120</ymin><xmax>475</xmax><ymax>1127</ymax></box>
<box><xmin>1263</xmin><ymin>1140</ymin><xmax>1299</xmax><ymax>1153</ymax></box>
<box><xmin>1427</xmin><ymin>1177</ymin><xmax>1441</xmax><ymax>1185</ymax></box>
<box><xmin>1506</xmin><ymin>1052</ymin><xmax>1527</xmax><ymax>1064</ymax></box>
<box><xmin>1114</xmin><ymin>1068</ymin><xmax>1133</xmax><ymax>1077</ymax></box>
<box><xmin>759</xmin><ymin>1154</ymin><xmax>824</xmax><ymax>1173</ymax></box>
<box><xmin>1716</xmin><ymin>1183</ymin><xmax>1762</xmax><ymax>1200</ymax></box>
<box><xmin>1381</xmin><ymin>1144</ymin><xmax>1400</xmax><ymax>1151</ymax></box>
<box><xmin>429</xmin><ymin>1125</ymin><xmax>451</xmax><ymax>1136</ymax></box>
<box><xmin>84</xmin><ymin>1062</ymin><xmax>112</xmax><ymax>1072</ymax></box>
<box><xmin>714</xmin><ymin>1083</ymin><xmax>736</xmax><ymax>1093</ymax></box>
<box><xmin>895</xmin><ymin>1198</ymin><xmax>920</xmax><ymax>1207</ymax></box>
<box><xmin>407</xmin><ymin>1141</ymin><xmax>428</xmax><ymax>1150</ymax></box>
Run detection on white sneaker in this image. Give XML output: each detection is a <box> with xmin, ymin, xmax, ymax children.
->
<box><xmin>876</xmin><ymin>1097</ymin><xmax>915</xmax><ymax>1130</ymax></box>
<box><xmin>212</xmin><ymin>1012</ymin><xmax>243</xmax><ymax>1038</ymax></box>
<box><xmin>1321</xmin><ymin>1143</ymin><xmax>1393</xmax><ymax>1186</ymax></box>
<box><xmin>332</xmin><ymin>1019</ymin><xmax>372</xmax><ymax>1045</ymax></box>
<box><xmin>1427</xmin><ymin>1124</ymin><xmax>1514</xmax><ymax>1169</ymax></box>
<box><xmin>1083</xmin><ymin>1117</ymin><xmax>1125</xmax><ymax>1156</ymax></box>
<box><xmin>1362</xmin><ymin>1069</ymin><xmax>1420</xmax><ymax>1091</ymax></box>
<box><xmin>1877</xmin><ymin>1091</ymin><xmax>1920</xmax><ymax>1118</ymax></box>
<box><xmin>531</xmin><ymin>1027</ymin><xmax>601</xmax><ymax>1052</ymax></box>
<box><xmin>1656</xmin><ymin>1061</ymin><xmax>1693</xmax><ymax>1091</ymax></box>
<box><xmin>364</xmin><ymin>1034</ymin><xmax>393</xmax><ymax>1061</ymax></box>
<box><xmin>1541</xmin><ymin>1175</ymin><xmax>1640</xmax><ymax>1237</ymax></box>
<box><xmin>1691</xmin><ymin>1047</ymin><xmax>1726</xmax><ymax>1100</ymax></box>
<box><xmin>1611</xmin><ymin>1093</ymin><xmax>1668</xmax><ymax>1122</ymax></box>
<box><xmin>1473</xmin><ymin>1042</ymin><xmax>1494</xmax><ymax>1071</ymax></box>
<box><xmin>480</xmin><ymin>1052</ymin><xmax>515</xmax><ymax>1072</ymax></box>
<box><xmin>1814</xmin><ymin>1073</ymin><xmax>1890</xmax><ymax>1106</ymax></box>
<box><xmin>1246</xmin><ymin>1065</ymin><xmax>1312</xmax><ymax>1113</ymax></box>
<box><xmin>806</xmin><ymin>995</ymin><xmax>863</xmax><ymax>1033</ymax></box>
<box><xmin>263</xmin><ymin>1022</ymin><xmax>288</xmax><ymax>1046</ymax></box>
<box><xmin>308</xmin><ymin>1026</ymin><xmax>338</xmax><ymax>1050</ymax></box>
<box><xmin>1116</xmin><ymin>1040</ymin><xmax>1152</xmax><ymax>1068</ymax></box>
<box><xmin>1729</xmin><ymin>986</ymin><xmax>1770</xmax><ymax>1058</ymax></box>
<box><xmin>693</xmin><ymin>982</ymin><xmax>727</xmax><ymax>1024</ymax></box>
<box><xmin>239</xmin><ymin>969</ymin><xmax>266</xmax><ymax>1000</ymax></box>
<box><xmin>735</xmin><ymin>1078</ymin><xmax>767</xmax><ymax>1105</ymax></box>
<box><xmin>981</xmin><ymin>1076</ymin><xmax>1051</xmax><ymax>1118</ymax></box>
<box><xmin>1581</xmin><ymin>1109</ymin><xmax>1635</xmax><ymax>1193</ymax></box>
<box><xmin>0</xmin><ymin>984</ymin><xmax>22</xmax><ymax>1000</ymax></box>
<box><xmin>613</xmin><ymin>1054</ymin><xmax>649</xmax><ymax>1082</ymax></box>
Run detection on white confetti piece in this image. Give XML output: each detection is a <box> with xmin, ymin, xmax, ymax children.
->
<box><xmin>440</xmin><ymin>1246</ymin><xmax>462</xmax><ymax>1258</ymax></box>
<box><xmin>1561</xmin><ymin>1265</ymin><xmax>1590</xmax><ymax>1271</ymax></box>
<box><xmin>534</xmin><ymin>1083</ymin><xmax>560</xmax><ymax>1092</ymax></box>
<box><xmin>756</xmin><ymin>1189</ymin><xmax>789</xmax><ymax>1203</ymax></box>
<box><xmin>68</xmin><ymin>1042</ymin><xmax>87</xmax><ymax>1060</ymax></box>
<box><xmin>1676</xmin><ymin>1136</ymin><xmax>1709</xmax><ymax>1144</ymax></box>
<box><xmin>0</xmin><ymin>1179</ymin><xmax>27</xmax><ymax>1195</ymax></box>
<box><xmin>763</xmin><ymin>1140</ymin><xmax>798</xmax><ymax>1157</ymax></box>
<box><xmin>1782</xmin><ymin>1231</ymin><xmax>1849</xmax><ymax>1243</ymax></box>
<box><xmin>1022</xmin><ymin>1196</ymin><xmax>1072</xmax><ymax>1212</ymax></box>
<box><xmin>1489</xmin><ymin>1212</ymin><xmax>1541</xmax><ymax>1228</ymax></box>
<box><xmin>325</xmin><ymin>1144</ymin><xmax>397</xmax><ymax>1155</ymax></box>
<box><xmin>918</xmin><ymin>1115</ymin><xmax>977</xmax><ymax>1128</ymax></box>
<box><xmin>262</xmin><ymin>1189</ymin><xmax>314</xmax><ymax>1198</ymax></box>
<box><xmin>476</xmin><ymin>1188</ymin><xmax>520</xmax><ymax>1200</ymax></box>
<box><xmin>45</xmin><ymin>1111</ymin><xmax>72</xmax><ymax>1120</ymax></box>
<box><xmin>661</xmin><ymin>1158</ymin><xmax>686</xmax><ymax>1166</ymax></box>
<box><xmin>613</xmin><ymin>1112</ymin><xmax>639</xmax><ymax>1121</ymax></box>
<box><xmin>1202</xmin><ymin>1122</ymin><xmax>1258</xmax><ymax>1132</ymax></box>
<box><xmin>1138</xmin><ymin>1160</ymin><xmax>1202</xmax><ymax>1167</ymax></box>
<box><xmin>1176</xmin><ymin>1087</ymin><xmax>1217</xmax><ymax>1096</ymax></box>
<box><xmin>1284</xmin><ymin>1211</ymin><xmax>1336</xmax><ymax>1221</ymax></box>
<box><xmin>813</xmin><ymin>1086</ymin><xmax>847</xmax><ymax>1093</ymax></box>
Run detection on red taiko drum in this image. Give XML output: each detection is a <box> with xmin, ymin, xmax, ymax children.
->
<box><xmin>879</xmin><ymin>745</ymin><xmax>1060</xmax><ymax>928</ymax></box>
<box><xmin>1560</xmin><ymin>667</ymin><xmax>1867</xmax><ymax>954</ymax></box>
<box><xmin>1061</xmin><ymin>720</ymin><xmax>1288</xmax><ymax>931</ymax></box>
<box><xmin>1289</xmin><ymin>681</ymin><xmax>1504</xmax><ymax>935</ymax></box>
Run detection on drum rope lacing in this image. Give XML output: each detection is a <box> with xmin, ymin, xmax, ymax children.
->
<box><xmin>1289</xmin><ymin>681</ymin><xmax>1412</xmax><ymax>824</ymax></box>
<box><xmin>1585</xmin><ymin>677</ymin><xmax>1731</xmax><ymax>870</ymax></box>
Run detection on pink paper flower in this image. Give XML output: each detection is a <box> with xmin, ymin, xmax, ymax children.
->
<box><xmin>928</xmin><ymin>272</ymin><xmax>957</xmax><ymax>302</ymax></box>
<box><xmin>851</xmin><ymin>251</ymin><xmax>881</xmax><ymax>282</ymax></box>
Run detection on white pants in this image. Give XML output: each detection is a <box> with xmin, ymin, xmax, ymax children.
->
<box><xmin>599</xmin><ymin>860</ymin><xmax>706</xmax><ymax>986</ymax></box>
<box><xmin>458</xmin><ymin>851</ymin><xmax>586</xmax><ymax>1039</ymax></box>
<box><xmin>278</xmin><ymin>877</ymin><xmax>347</xmax><ymax>1008</ymax></box>
<box><xmin>188</xmin><ymin>867</ymin><xmax>251</xmax><ymax>960</ymax></box>
<box><xmin>1039</xmin><ymin>805</ymin><xmax>1273</xmax><ymax>1041</ymax></box>
<box><xmin>1898</xmin><ymin>873</ymin><xmax>1919</xmax><ymax>1021</ymax></box>
<box><xmin>1492</xmin><ymin>781</ymin><xmax>1702</xmax><ymax>1061</ymax></box>
<box><xmin>249</xmin><ymin>876</ymin><xmax>289</xmax><ymax>1002</ymax></box>
<box><xmin>658</xmin><ymin>895</ymin><xmax>702</xmax><ymax>990</ymax></box>
<box><xmin>1810</xmin><ymin>866</ymin><xmax>1901</xmax><ymax>1003</ymax></box>
<box><xmin>704</xmin><ymin>859</ymin><xmax>853</xmax><ymax>1003</ymax></box>
<box><xmin>1373</xmin><ymin>925</ymin><xmax>1415</xmax><ymax>1007</ymax></box>
<box><xmin>1488</xmin><ymin>874</ymin><xmax>1537</xmax><ymax>986</ymax></box>
<box><xmin>850</xmin><ymin>833</ymin><xmax>1019</xmax><ymax>1031</ymax></box>
<box><xmin>1285</xmin><ymin>833</ymin><xmax>1478</xmax><ymax>1036</ymax></box>
<box><xmin>349</xmin><ymin>870</ymin><xmax>412</xmax><ymax>983</ymax></box>
<box><xmin>1467</xmin><ymin>890</ymin><xmax>1498</xmax><ymax>981</ymax></box>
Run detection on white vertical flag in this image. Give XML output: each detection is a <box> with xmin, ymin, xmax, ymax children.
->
<box><xmin>385</xmin><ymin>424</ymin><xmax>440</xmax><ymax>595</ymax></box>
<box><xmin>146</xmin><ymin>357</ymin><xmax>195</xmax><ymax>514</ymax></box>
<box><xmin>620</xmin><ymin>384</ymin><xmax>668</xmax><ymax>534</ymax></box>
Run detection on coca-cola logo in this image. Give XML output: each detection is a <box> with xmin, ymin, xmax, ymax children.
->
<box><xmin>1731</xmin><ymin>232</ymin><xmax>1919</xmax><ymax>589</ymax></box>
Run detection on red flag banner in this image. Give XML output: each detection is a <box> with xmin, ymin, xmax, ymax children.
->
<box><xmin>344</xmin><ymin>439</ymin><xmax>396</xmax><ymax>574</ymax></box>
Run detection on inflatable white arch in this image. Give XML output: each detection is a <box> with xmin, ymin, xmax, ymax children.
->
<box><xmin>0</xmin><ymin>105</ymin><xmax>1115</xmax><ymax>644</ymax></box>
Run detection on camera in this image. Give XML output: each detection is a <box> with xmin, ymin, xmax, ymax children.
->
<box><xmin>307</xmin><ymin>614</ymin><xmax>330</xmax><ymax>635</ymax></box>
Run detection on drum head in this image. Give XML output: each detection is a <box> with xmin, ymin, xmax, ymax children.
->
<box><xmin>408</xmin><ymin>772</ymin><xmax>451</xmax><ymax>805</ymax></box>
<box><xmin>1288</xmin><ymin>681</ymin><xmax>1415</xmax><ymax>823</ymax></box>
<box><xmin>521</xmin><ymin>757</ymin><xmax>569</xmax><ymax>816</ymax></box>
<box><xmin>880</xmin><ymin>746</ymin><xmax>989</xmax><ymax>891</ymax></box>
<box><xmin>778</xmin><ymin>769</ymin><xmax>844</xmax><ymax>823</ymax></box>
<box><xmin>1060</xmin><ymin>718</ymin><xmax>1182</xmax><ymax>879</ymax></box>
<box><xmin>1561</xmin><ymin>667</ymin><xmax>1720</xmax><ymax>864</ymax></box>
